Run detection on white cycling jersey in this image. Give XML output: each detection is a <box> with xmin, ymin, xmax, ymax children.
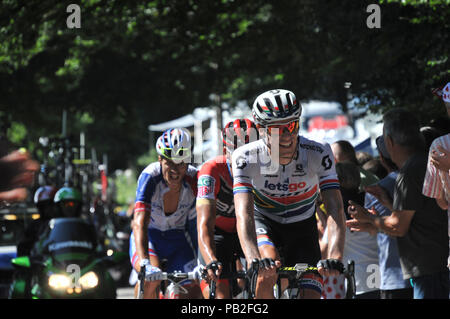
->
<box><xmin>134</xmin><ymin>162</ymin><xmax>198</xmax><ymax>232</ymax></box>
<box><xmin>232</xmin><ymin>135</ymin><xmax>340</xmax><ymax>224</ymax></box>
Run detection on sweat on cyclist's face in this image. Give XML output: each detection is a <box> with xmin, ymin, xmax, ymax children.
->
<box><xmin>159</xmin><ymin>156</ymin><xmax>187</xmax><ymax>188</ymax></box>
<box><xmin>265</xmin><ymin>120</ymin><xmax>299</xmax><ymax>164</ymax></box>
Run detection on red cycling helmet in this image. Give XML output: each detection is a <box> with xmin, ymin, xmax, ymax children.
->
<box><xmin>222</xmin><ymin>119</ymin><xmax>259</xmax><ymax>154</ymax></box>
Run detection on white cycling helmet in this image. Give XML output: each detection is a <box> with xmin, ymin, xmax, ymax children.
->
<box><xmin>252</xmin><ymin>89</ymin><xmax>301</xmax><ymax>125</ymax></box>
<box><xmin>156</xmin><ymin>128</ymin><xmax>192</xmax><ymax>163</ymax></box>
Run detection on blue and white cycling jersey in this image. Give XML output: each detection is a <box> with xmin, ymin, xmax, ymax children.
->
<box><xmin>134</xmin><ymin>162</ymin><xmax>198</xmax><ymax>232</ymax></box>
<box><xmin>130</xmin><ymin>162</ymin><xmax>198</xmax><ymax>272</ymax></box>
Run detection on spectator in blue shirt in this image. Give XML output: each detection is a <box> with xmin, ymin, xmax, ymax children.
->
<box><xmin>362</xmin><ymin>136</ymin><xmax>413</xmax><ymax>299</ymax></box>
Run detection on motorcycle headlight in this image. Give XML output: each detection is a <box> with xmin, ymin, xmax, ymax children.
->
<box><xmin>48</xmin><ymin>274</ymin><xmax>71</xmax><ymax>290</ymax></box>
<box><xmin>78</xmin><ymin>271</ymin><xmax>99</xmax><ymax>289</ymax></box>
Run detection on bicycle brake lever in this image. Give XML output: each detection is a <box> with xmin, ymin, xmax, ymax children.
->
<box><xmin>251</xmin><ymin>259</ymin><xmax>260</xmax><ymax>272</ymax></box>
<box><xmin>209</xmin><ymin>280</ymin><xmax>216</xmax><ymax>299</ymax></box>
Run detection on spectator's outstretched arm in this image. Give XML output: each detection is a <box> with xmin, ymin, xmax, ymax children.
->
<box><xmin>347</xmin><ymin>200</ymin><xmax>414</xmax><ymax>237</ymax></box>
<box><xmin>0</xmin><ymin>150</ymin><xmax>39</xmax><ymax>202</ymax></box>
<box><xmin>365</xmin><ymin>185</ymin><xmax>393</xmax><ymax>211</ymax></box>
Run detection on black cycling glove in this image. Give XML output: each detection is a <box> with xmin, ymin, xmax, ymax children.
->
<box><xmin>247</xmin><ymin>258</ymin><xmax>275</xmax><ymax>277</ymax></box>
<box><xmin>246</xmin><ymin>258</ymin><xmax>275</xmax><ymax>299</ymax></box>
<box><xmin>317</xmin><ymin>258</ymin><xmax>344</xmax><ymax>274</ymax></box>
<box><xmin>204</xmin><ymin>260</ymin><xmax>222</xmax><ymax>277</ymax></box>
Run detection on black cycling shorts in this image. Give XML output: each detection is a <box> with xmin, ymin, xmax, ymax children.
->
<box><xmin>198</xmin><ymin>227</ymin><xmax>245</xmax><ymax>278</ymax></box>
<box><xmin>254</xmin><ymin>212</ymin><xmax>321</xmax><ymax>267</ymax></box>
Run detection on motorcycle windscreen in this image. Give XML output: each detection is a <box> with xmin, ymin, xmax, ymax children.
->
<box><xmin>44</xmin><ymin>218</ymin><xmax>98</xmax><ymax>264</ymax></box>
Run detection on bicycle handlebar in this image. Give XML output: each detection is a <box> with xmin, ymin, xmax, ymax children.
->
<box><xmin>160</xmin><ymin>271</ymin><xmax>198</xmax><ymax>281</ymax></box>
<box><xmin>206</xmin><ymin>260</ymin><xmax>356</xmax><ymax>299</ymax></box>
<box><xmin>140</xmin><ymin>270</ymin><xmax>199</xmax><ymax>282</ymax></box>
<box><xmin>277</xmin><ymin>263</ymin><xmax>316</xmax><ymax>279</ymax></box>
<box><xmin>277</xmin><ymin>262</ymin><xmax>356</xmax><ymax>299</ymax></box>
<box><xmin>206</xmin><ymin>263</ymin><xmax>316</xmax><ymax>281</ymax></box>
<box><xmin>137</xmin><ymin>267</ymin><xmax>199</xmax><ymax>299</ymax></box>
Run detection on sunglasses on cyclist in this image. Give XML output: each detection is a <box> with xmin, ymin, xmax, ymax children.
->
<box><xmin>264</xmin><ymin>120</ymin><xmax>299</xmax><ymax>135</ymax></box>
<box><xmin>160</xmin><ymin>147</ymin><xmax>191</xmax><ymax>160</ymax></box>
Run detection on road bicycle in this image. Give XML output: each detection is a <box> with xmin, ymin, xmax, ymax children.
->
<box><xmin>275</xmin><ymin>261</ymin><xmax>355</xmax><ymax>299</ymax></box>
<box><xmin>206</xmin><ymin>259</ymin><xmax>356</xmax><ymax>299</ymax></box>
<box><xmin>137</xmin><ymin>264</ymin><xmax>200</xmax><ymax>299</ymax></box>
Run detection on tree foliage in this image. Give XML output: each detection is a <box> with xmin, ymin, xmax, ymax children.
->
<box><xmin>1</xmin><ymin>0</ymin><xmax>449</xmax><ymax>169</ymax></box>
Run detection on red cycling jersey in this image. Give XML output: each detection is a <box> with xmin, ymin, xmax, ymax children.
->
<box><xmin>197</xmin><ymin>155</ymin><xmax>236</xmax><ymax>233</ymax></box>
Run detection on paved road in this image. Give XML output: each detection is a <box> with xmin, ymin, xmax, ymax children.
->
<box><xmin>112</xmin><ymin>267</ymin><xmax>136</xmax><ymax>299</ymax></box>
<box><xmin>117</xmin><ymin>287</ymin><xmax>135</xmax><ymax>299</ymax></box>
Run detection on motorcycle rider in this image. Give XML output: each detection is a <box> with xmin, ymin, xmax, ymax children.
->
<box><xmin>17</xmin><ymin>186</ymin><xmax>58</xmax><ymax>257</ymax></box>
<box><xmin>29</xmin><ymin>186</ymin><xmax>84</xmax><ymax>256</ymax></box>
<box><xmin>53</xmin><ymin>186</ymin><xmax>83</xmax><ymax>218</ymax></box>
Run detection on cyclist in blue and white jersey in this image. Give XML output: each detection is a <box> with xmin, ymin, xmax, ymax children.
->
<box><xmin>129</xmin><ymin>128</ymin><xmax>201</xmax><ymax>299</ymax></box>
<box><xmin>232</xmin><ymin>89</ymin><xmax>347</xmax><ymax>299</ymax></box>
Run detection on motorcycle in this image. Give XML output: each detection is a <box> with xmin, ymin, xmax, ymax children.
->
<box><xmin>9</xmin><ymin>217</ymin><xmax>127</xmax><ymax>299</ymax></box>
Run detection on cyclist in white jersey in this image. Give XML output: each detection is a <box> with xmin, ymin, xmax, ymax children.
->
<box><xmin>130</xmin><ymin>128</ymin><xmax>201</xmax><ymax>299</ymax></box>
<box><xmin>232</xmin><ymin>89</ymin><xmax>347</xmax><ymax>299</ymax></box>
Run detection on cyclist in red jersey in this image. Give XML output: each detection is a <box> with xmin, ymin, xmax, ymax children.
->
<box><xmin>197</xmin><ymin>119</ymin><xmax>259</xmax><ymax>298</ymax></box>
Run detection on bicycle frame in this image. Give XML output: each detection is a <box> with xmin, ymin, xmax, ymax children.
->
<box><xmin>276</xmin><ymin>263</ymin><xmax>324</xmax><ymax>299</ymax></box>
<box><xmin>206</xmin><ymin>259</ymin><xmax>259</xmax><ymax>300</ymax></box>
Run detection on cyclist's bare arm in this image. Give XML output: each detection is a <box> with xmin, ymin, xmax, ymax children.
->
<box><xmin>133</xmin><ymin>208</ymin><xmax>162</xmax><ymax>299</ymax></box>
<box><xmin>321</xmin><ymin>189</ymin><xmax>346</xmax><ymax>273</ymax></box>
<box><xmin>196</xmin><ymin>199</ymin><xmax>220</xmax><ymax>277</ymax></box>
<box><xmin>234</xmin><ymin>192</ymin><xmax>261</xmax><ymax>265</ymax></box>
<box><xmin>132</xmin><ymin>209</ymin><xmax>158</xmax><ymax>271</ymax></box>
<box><xmin>235</xmin><ymin>192</ymin><xmax>279</xmax><ymax>299</ymax></box>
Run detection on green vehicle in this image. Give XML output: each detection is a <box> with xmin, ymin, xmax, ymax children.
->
<box><xmin>9</xmin><ymin>217</ymin><xmax>126</xmax><ymax>299</ymax></box>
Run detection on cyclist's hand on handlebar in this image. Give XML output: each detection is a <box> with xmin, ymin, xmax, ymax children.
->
<box><xmin>192</xmin><ymin>264</ymin><xmax>206</xmax><ymax>281</ymax></box>
<box><xmin>145</xmin><ymin>266</ymin><xmax>163</xmax><ymax>281</ymax></box>
<box><xmin>248</xmin><ymin>258</ymin><xmax>280</xmax><ymax>279</ymax></box>
<box><xmin>140</xmin><ymin>259</ymin><xmax>163</xmax><ymax>281</ymax></box>
<box><xmin>317</xmin><ymin>258</ymin><xmax>344</xmax><ymax>277</ymax></box>
<box><xmin>204</xmin><ymin>261</ymin><xmax>223</xmax><ymax>281</ymax></box>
